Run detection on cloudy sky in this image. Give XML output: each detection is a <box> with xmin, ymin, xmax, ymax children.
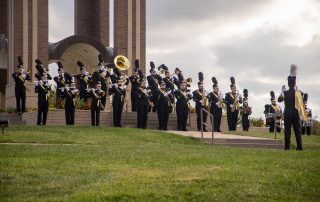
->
<box><xmin>49</xmin><ymin>0</ymin><xmax>320</xmax><ymax>119</ymax></box>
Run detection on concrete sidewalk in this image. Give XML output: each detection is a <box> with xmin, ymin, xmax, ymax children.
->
<box><xmin>166</xmin><ymin>130</ymin><xmax>283</xmax><ymax>149</ymax></box>
<box><xmin>167</xmin><ymin>130</ymin><xmax>272</xmax><ymax>140</ymax></box>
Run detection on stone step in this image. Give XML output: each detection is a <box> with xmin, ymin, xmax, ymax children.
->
<box><xmin>201</xmin><ymin>138</ymin><xmax>283</xmax><ymax>149</ymax></box>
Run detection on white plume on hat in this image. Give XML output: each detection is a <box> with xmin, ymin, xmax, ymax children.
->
<box><xmin>290</xmin><ymin>64</ymin><xmax>297</xmax><ymax>77</ymax></box>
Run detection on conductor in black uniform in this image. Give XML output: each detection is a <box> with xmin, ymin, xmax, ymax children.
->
<box><xmin>207</xmin><ymin>77</ymin><xmax>223</xmax><ymax>132</ymax></box>
<box><xmin>12</xmin><ymin>56</ymin><xmax>31</xmax><ymax>115</ymax></box>
<box><xmin>136</xmin><ymin>79</ymin><xmax>151</xmax><ymax>129</ymax></box>
<box><xmin>174</xmin><ymin>81</ymin><xmax>192</xmax><ymax>131</ymax></box>
<box><xmin>225</xmin><ymin>77</ymin><xmax>242</xmax><ymax>131</ymax></box>
<box><xmin>109</xmin><ymin>78</ymin><xmax>127</xmax><ymax>127</ymax></box>
<box><xmin>278</xmin><ymin>64</ymin><xmax>304</xmax><ymax>150</ymax></box>
<box><xmin>35</xmin><ymin>75</ymin><xmax>50</xmax><ymax>125</ymax></box>
<box><xmin>156</xmin><ymin>81</ymin><xmax>172</xmax><ymax>130</ymax></box>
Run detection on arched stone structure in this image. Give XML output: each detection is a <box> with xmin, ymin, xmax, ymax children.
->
<box><xmin>48</xmin><ymin>35</ymin><xmax>114</xmax><ymax>75</ymax></box>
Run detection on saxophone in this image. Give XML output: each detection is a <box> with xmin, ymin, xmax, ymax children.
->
<box><xmin>217</xmin><ymin>91</ymin><xmax>225</xmax><ymax>109</ymax></box>
<box><xmin>231</xmin><ymin>91</ymin><xmax>240</xmax><ymax>112</ymax></box>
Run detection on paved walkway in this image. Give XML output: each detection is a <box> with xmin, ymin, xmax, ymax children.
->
<box><xmin>167</xmin><ymin>130</ymin><xmax>273</xmax><ymax>140</ymax></box>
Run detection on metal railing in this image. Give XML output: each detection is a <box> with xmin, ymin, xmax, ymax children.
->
<box><xmin>273</xmin><ymin>113</ymin><xmax>283</xmax><ymax>140</ymax></box>
<box><xmin>200</xmin><ymin>108</ymin><xmax>214</xmax><ymax>144</ymax></box>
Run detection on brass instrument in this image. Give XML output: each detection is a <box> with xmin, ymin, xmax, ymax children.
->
<box><xmin>217</xmin><ymin>91</ymin><xmax>225</xmax><ymax>109</ymax></box>
<box><xmin>231</xmin><ymin>91</ymin><xmax>240</xmax><ymax>112</ymax></box>
<box><xmin>114</xmin><ymin>55</ymin><xmax>130</xmax><ymax>71</ymax></box>
<box><xmin>186</xmin><ymin>78</ymin><xmax>192</xmax><ymax>84</ymax></box>
<box><xmin>197</xmin><ymin>90</ymin><xmax>209</xmax><ymax>109</ymax></box>
<box><xmin>180</xmin><ymin>90</ymin><xmax>194</xmax><ymax>111</ymax></box>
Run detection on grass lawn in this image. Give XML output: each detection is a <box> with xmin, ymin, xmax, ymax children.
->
<box><xmin>0</xmin><ymin>126</ymin><xmax>319</xmax><ymax>201</ymax></box>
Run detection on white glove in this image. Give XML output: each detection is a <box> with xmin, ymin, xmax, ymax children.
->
<box><xmin>200</xmin><ymin>100</ymin><xmax>204</xmax><ymax>104</ymax></box>
<box><xmin>35</xmin><ymin>82</ymin><xmax>39</xmax><ymax>86</ymax></box>
<box><xmin>102</xmin><ymin>71</ymin><xmax>107</xmax><ymax>76</ymax></box>
<box><xmin>230</xmin><ymin>104</ymin><xmax>234</xmax><ymax>108</ymax></box>
<box><xmin>147</xmin><ymin>89</ymin><xmax>151</xmax><ymax>93</ymax></box>
<box><xmin>164</xmin><ymin>93</ymin><xmax>168</xmax><ymax>97</ymax></box>
<box><xmin>216</xmin><ymin>102</ymin><xmax>219</xmax><ymax>106</ymax></box>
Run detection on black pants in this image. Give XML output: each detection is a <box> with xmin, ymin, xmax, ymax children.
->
<box><xmin>131</xmin><ymin>91</ymin><xmax>137</xmax><ymax>112</ymax></box>
<box><xmin>157</xmin><ymin>105</ymin><xmax>169</xmax><ymax>130</ymax></box>
<box><xmin>65</xmin><ymin>104</ymin><xmax>75</xmax><ymax>125</ymax></box>
<box><xmin>302</xmin><ymin>126</ymin><xmax>311</xmax><ymax>135</ymax></box>
<box><xmin>284</xmin><ymin>110</ymin><xmax>302</xmax><ymax>150</ymax></box>
<box><xmin>91</xmin><ymin>106</ymin><xmax>100</xmax><ymax>126</ymax></box>
<box><xmin>269</xmin><ymin>119</ymin><xmax>281</xmax><ymax>133</ymax></box>
<box><xmin>113</xmin><ymin>103</ymin><xmax>124</xmax><ymax>127</ymax></box>
<box><xmin>15</xmin><ymin>86</ymin><xmax>26</xmax><ymax>113</ymax></box>
<box><xmin>227</xmin><ymin>109</ymin><xmax>239</xmax><ymax>131</ymax></box>
<box><xmin>176</xmin><ymin>103</ymin><xmax>188</xmax><ymax>131</ymax></box>
<box><xmin>37</xmin><ymin>102</ymin><xmax>48</xmax><ymax>125</ymax></box>
<box><xmin>242</xmin><ymin>113</ymin><xmax>250</xmax><ymax>131</ymax></box>
<box><xmin>196</xmin><ymin>106</ymin><xmax>208</xmax><ymax>131</ymax></box>
<box><xmin>101</xmin><ymin>95</ymin><xmax>106</xmax><ymax>109</ymax></box>
<box><xmin>137</xmin><ymin>105</ymin><xmax>148</xmax><ymax>129</ymax></box>
<box><xmin>211</xmin><ymin>108</ymin><xmax>222</xmax><ymax>132</ymax></box>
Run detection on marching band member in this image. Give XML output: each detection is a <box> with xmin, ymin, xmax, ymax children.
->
<box><xmin>193</xmin><ymin>72</ymin><xmax>209</xmax><ymax>132</ymax></box>
<box><xmin>35</xmin><ymin>74</ymin><xmax>50</xmax><ymax>125</ymax></box>
<box><xmin>75</xmin><ymin>61</ymin><xmax>92</xmax><ymax>102</ymax></box>
<box><xmin>264</xmin><ymin>91</ymin><xmax>282</xmax><ymax>133</ymax></box>
<box><xmin>35</xmin><ymin>59</ymin><xmax>52</xmax><ymax>80</ymax></box>
<box><xmin>172</xmin><ymin>68</ymin><xmax>183</xmax><ymax>87</ymax></box>
<box><xmin>163</xmin><ymin>70</ymin><xmax>177</xmax><ymax>113</ymax></box>
<box><xmin>87</xmin><ymin>81</ymin><xmax>105</xmax><ymax>126</ymax></box>
<box><xmin>207</xmin><ymin>77</ymin><xmax>223</xmax><ymax>132</ymax></box>
<box><xmin>241</xmin><ymin>89</ymin><xmax>251</xmax><ymax>131</ymax></box>
<box><xmin>12</xmin><ymin>56</ymin><xmax>31</xmax><ymax>115</ymax></box>
<box><xmin>175</xmin><ymin>81</ymin><xmax>193</xmax><ymax>131</ymax></box>
<box><xmin>62</xmin><ymin>82</ymin><xmax>79</xmax><ymax>125</ymax></box>
<box><xmin>225</xmin><ymin>77</ymin><xmax>242</xmax><ymax>131</ymax></box>
<box><xmin>147</xmin><ymin>62</ymin><xmax>162</xmax><ymax>112</ymax></box>
<box><xmin>278</xmin><ymin>64</ymin><xmax>305</xmax><ymax>150</ymax></box>
<box><xmin>92</xmin><ymin>55</ymin><xmax>111</xmax><ymax>109</ymax></box>
<box><xmin>129</xmin><ymin>60</ymin><xmax>142</xmax><ymax>112</ymax></box>
<box><xmin>109</xmin><ymin>77</ymin><xmax>127</xmax><ymax>127</ymax></box>
<box><xmin>156</xmin><ymin>81</ymin><xmax>173</xmax><ymax>130</ymax></box>
<box><xmin>302</xmin><ymin>93</ymin><xmax>312</xmax><ymax>135</ymax></box>
<box><xmin>136</xmin><ymin>78</ymin><xmax>152</xmax><ymax>129</ymax></box>
<box><xmin>53</xmin><ymin>61</ymin><xmax>72</xmax><ymax>108</ymax></box>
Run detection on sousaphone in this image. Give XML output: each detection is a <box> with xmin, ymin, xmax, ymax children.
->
<box><xmin>114</xmin><ymin>55</ymin><xmax>130</xmax><ymax>71</ymax></box>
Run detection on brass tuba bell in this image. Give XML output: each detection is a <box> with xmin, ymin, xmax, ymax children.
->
<box><xmin>186</xmin><ymin>77</ymin><xmax>192</xmax><ymax>84</ymax></box>
<box><xmin>114</xmin><ymin>55</ymin><xmax>130</xmax><ymax>71</ymax></box>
